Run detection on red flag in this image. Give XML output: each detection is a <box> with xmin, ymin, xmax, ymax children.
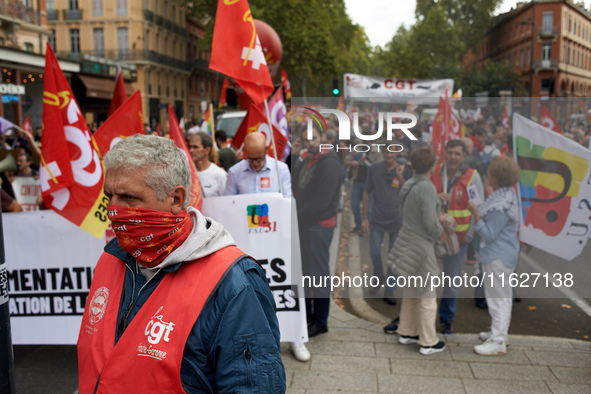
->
<box><xmin>40</xmin><ymin>43</ymin><xmax>108</xmax><ymax>238</ymax></box>
<box><xmin>156</xmin><ymin>122</ymin><xmax>161</xmax><ymax>136</ymax></box>
<box><xmin>202</xmin><ymin>105</ymin><xmax>213</xmax><ymax>134</ymax></box>
<box><xmin>94</xmin><ymin>90</ymin><xmax>144</xmax><ymax>157</ymax></box>
<box><xmin>218</xmin><ymin>77</ymin><xmax>229</xmax><ymax>109</ymax></box>
<box><xmin>209</xmin><ymin>0</ymin><xmax>273</xmax><ymax>104</ymax></box>
<box><xmin>232</xmin><ymin>103</ymin><xmax>288</xmax><ymax>158</ymax></box>
<box><xmin>281</xmin><ymin>68</ymin><xmax>291</xmax><ymax>100</ymax></box>
<box><xmin>502</xmin><ymin>108</ymin><xmax>511</xmax><ymax>130</ymax></box>
<box><xmin>540</xmin><ymin>104</ymin><xmax>564</xmax><ymax>134</ymax></box>
<box><xmin>22</xmin><ymin>115</ymin><xmax>32</xmax><ymax>132</ymax></box>
<box><xmin>108</xmin><ymin>68</ymin><xmax>129</xmax><ymax>116</ymax></box>
<box><xmin>337</xmin><ymin>96</ymin><xmax>345</xmax><ymax>112</ymax></box>
<box><xmin>168</xmin><ymin>105</ymin><xmax>203</xmax><ymax>210</ymax></box>
<box><xmin>431</xmin><ymin>97</ymin><xmax>464</xmax><ymax>160</ymax></box>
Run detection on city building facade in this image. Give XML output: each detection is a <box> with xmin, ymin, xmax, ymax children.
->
<box><xmin>467</xmin><ymin>0</ymin><xmax>591</xmax><ymax>98</ymax></box>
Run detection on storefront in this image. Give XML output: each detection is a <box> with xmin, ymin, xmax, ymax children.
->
<box><xmin>0</xmin><ymin>46</ymin><xmax>79</xmax><ymax>130</ymax></box>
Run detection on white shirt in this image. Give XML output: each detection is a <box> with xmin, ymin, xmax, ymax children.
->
<box><xmin>197</xmin><ymin>163</ymin><xmax>228</xmax><ymax>197</ymax></box>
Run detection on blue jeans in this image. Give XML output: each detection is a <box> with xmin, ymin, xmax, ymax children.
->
<box><xmin>350</xmin><ymin>181</ymin><xmax>365</xmax><ymax>228</ymax></box>
<box><xmin>439</xmin><ymin>243</ymin><xmax>469</xmax><ymax>324</ymax></box>
<box><xmin>370</xmin><ymin>229</ymin><xmax>397</xmax><ymax>273</ymax></box>
<box><xmin>300</xmin><ymin>223</ymin><xmax>335</xmax><ymax>327</ymax></box>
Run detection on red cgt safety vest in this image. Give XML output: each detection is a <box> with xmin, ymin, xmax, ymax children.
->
<box><xmin>77</xmin><ymin>246</ymin><xmax>246</xmax><ymax>394</ymax></box>
<box><xmin>431</xmin><ymin>165</ymin><xmax>476</xmax><ymax>244</ymax></box>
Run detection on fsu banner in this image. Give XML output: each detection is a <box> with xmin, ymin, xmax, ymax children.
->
<box><xmin>40</xmin><ymin>44</ymin><xmax>108</xmax><ymax>239</ymax></box>
<box><xmin>93</xmin><ymin>90</ymin><xmax>144</xmax><ymax>157</ymax></box>
<box><xmin>513</xmin><ymin>113</ymin><xmax>591</xmax><ymax>261</ymax></box>
<box><xmin>6</xmin><ymin>194</ymin><xmax>305</xmax><ymax>344</ymax></box>
<box><xmin>344</xmin><ymin>73</ymin><xmax>453</xmax><ymax>101</ymax></box>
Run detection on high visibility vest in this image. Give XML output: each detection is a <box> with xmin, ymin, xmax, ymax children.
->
<box><xmin>431</xmin><ymin>165</ymin><xmax>476</xmax><ymax>244</ymax></box>
<box><xmin>77</xmin><ymin>246</ymin><xmax>247</xmax><ymax>394</ymax></box>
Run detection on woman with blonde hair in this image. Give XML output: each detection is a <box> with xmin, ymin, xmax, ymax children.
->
<box><xmin>467</xmin><ymin>156</ymin><xmax>521</xmax><ymax>356</ymax></box>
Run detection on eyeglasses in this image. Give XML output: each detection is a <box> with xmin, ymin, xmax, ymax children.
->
<box><xmin>247</xmin><ymin>157</ymin><xmax>266</xmax><ymax>163</ymax></box>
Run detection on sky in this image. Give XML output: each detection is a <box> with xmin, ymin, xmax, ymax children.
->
<box><xmin>344</xmin><ymin>0</ymin><xmax>523</xmax><ymax>49</ymax></box>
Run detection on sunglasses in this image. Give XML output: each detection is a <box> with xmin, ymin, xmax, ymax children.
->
<box><xmin>247</xmin><ymin>157</ymin><xmax>265</xmax><ymax>163</ymax></box>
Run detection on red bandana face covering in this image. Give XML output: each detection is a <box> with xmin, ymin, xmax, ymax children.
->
<box><xmin>108</xmin><ymin>205</ymin><xmax>193</xmax><ymax>268</ymax></box>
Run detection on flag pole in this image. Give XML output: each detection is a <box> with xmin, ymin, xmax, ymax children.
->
<box><xmin>209</xmin><ymin>103</ymin><xmax>220</xmax><ymax>165</ymax></box>
<box><xmin>264</xmin><ymin>98</ymin><xmax>284</xmax><ymax>197</ymax></box>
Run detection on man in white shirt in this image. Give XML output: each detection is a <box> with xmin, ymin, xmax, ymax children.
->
<box><xmin>189</xmin><ymin>132</ymin><xmax>227</xmax><ymax>197</ymax></box>
<box><xmin>223</xmin><ymin>133</ymin><xmax>291</xmax><ymax>197</ymax></box>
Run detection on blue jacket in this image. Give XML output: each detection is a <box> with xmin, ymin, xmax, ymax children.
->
<box><xmin>106</xmin><ymin>210</ymin><xmax>286</xmax><ymax>393</ymax></box>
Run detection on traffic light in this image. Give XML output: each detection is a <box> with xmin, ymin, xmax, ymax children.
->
<box><xmin>332</xmin><ymin>77</ymin><xmax>340</xmax><ymax>96</ymax></box>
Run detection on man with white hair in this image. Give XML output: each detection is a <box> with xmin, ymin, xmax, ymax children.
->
<box><xmin>77</xmin><ymin>134</ymin><xmax>285</xmax><ymax>393</ymax></box>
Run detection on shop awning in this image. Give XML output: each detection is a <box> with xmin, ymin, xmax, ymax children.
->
<box><xmin>77</xmin><ymin>75</ymin><xmax>135</xmax><ymax>100</ymax></box>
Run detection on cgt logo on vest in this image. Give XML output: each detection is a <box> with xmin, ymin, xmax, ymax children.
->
<box><xmin>303</xmin><ymin>107</ymin><xmax>417</xmax><ymax>153</ymax></box>
<box><xmin>137</xmin><ymin>306</ymin><xmax>175</xmax><ymax>361</ymax></box>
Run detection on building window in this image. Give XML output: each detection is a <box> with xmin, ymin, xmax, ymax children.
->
<box><xmin>70</xmin><ymin>29</ymin><xmax>80</xmax><ymax>54</ymax></box>
<box><xmin>118</xmin><ymin>27</ymin><xmax>129</xmax><ymax>59</ymax></box>
<box><xmin>47</xmin><ymin>0</ymin><xmax>55</xmax><ymax>10</ymax></box>
<box><xmin>92</xmin><ymin>0</ymin><xmax>102</xmax><ymax>16</ymax></box>
<box><xmin>147</xmin><ymin>69</ymin><xmax>151</xmax><ymax>94</ymax></box>
<box><xmin>94</xmin><ymin>28</ymin><xmax>104</xmax><ymax>57</ymax></box>
<box><xmin>166</xmin><ymin>75</ymin><xmax>169</xmax><ymax>97</ymax></box>
<box><xmin>48</xmin><ymin>30</ymin><xmax>56</xmax><ymax>50</ymax></box>
<box><xmin>155</xmin><ymin>33</ymin><xmax>159</xmax><ymax>52</ymax></box>
<box><xmin>574</xmin><ymin>20</ymin><xmax>577</xmax><ymax>35</ymax></box>
<box><xmin>146</xmin><ymin>29</ymin><xmax>150</xmax><ymax>50</ymax></box>
<box><xmin>568</xmin><ymin>46</ymin><xmax>571</xmax><ymax>64</ymax></box>
<box><xmin>69</xmin><ymin>0</ymin><xmax>78</xmax><ymax>10</ymax></box>
<box><xmin>520</xmin><ymin>48</ymin><xmax>524</xmax><ymax>66</ymax></box>
<box><xmin>526</xmin><ymin>46</ymin><xmax>530</xmax><ymax>64</ymax></box>
<box><xmin>542</xmin><ymin>42</ymin><xmax>551</xmax><ymax>61</ymax></box>
<box><xmin>24</xmin><ymin>43</ymin><xmax>34</xmax><ymax>52</ymax></box>
<box><xmin>117</xmin><ymin>0</ymin><xmax>127</xmax><ymax>16</ymax></box>
<box><xmin>543</xmin><ymin>12</ymin><xmax>553</xmax><ymax>34</ymax></box>
<box><xmin>155</xmin><ymin>0</ymin><xmax>159</xmax><ymax>14</ymax></box>
<box><xmin>172</xmin><ymin>5</ymin><xmax>176</xmax><ymax>23</ymax></box>
<box><xmin>164</xmin><ymin>1</ymin><xmax>168</xmax><ymax>18</ymax></box>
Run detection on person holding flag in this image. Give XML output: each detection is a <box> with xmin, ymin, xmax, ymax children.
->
<box><xmin>77</xmin><ymin>134</ymin><xmax>285</xmax><ymax>393</ymax></box>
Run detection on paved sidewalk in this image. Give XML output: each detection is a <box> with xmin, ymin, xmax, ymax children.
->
<box><xmin>280</xmin><ymin>196</ymin><xmax>591</xmax><ymax>393</ymax></box>
<box><xmin>280</xmin><ymin>303</ymin><xmax>591</xmax><ymax>393</ymax></box>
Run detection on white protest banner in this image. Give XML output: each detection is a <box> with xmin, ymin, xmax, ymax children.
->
<box><xmin>344</xmin><ymin>73</ymin><xmax>454</xmax><ymax>102</ymax></box>
<box><xmin>11</xmin><ymin>176</ymin><xmax>41</xmax><ymax>211</ymax></box>
<box><xmin>4</xmin><ymin>211</ymin><xmax>104</xmax><ymax>344</ymax></box>
<box><xmin>513</xmin><ymin>113</ymin><xmax>591</xmax><ymax>261</ymax></box>
<box><xmin>202</xmin><ymin>193</ymin><xmax>307</xmax><ymax>343</ymax></box>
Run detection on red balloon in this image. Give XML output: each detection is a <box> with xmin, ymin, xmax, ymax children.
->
<box><xmin>254</xmin><ymin>19</ymin><xmax>282</xmax><ymax>79</ymax></box>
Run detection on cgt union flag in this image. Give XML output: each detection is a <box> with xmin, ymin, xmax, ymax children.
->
<box><xmin>431</xmin><ymin>97</ymin><xmax>465</xmax><ymax>159</ymax></box>
<box><xmin>209</xmin><ymin>0</ymin><xmax>273</xmax><ymax>104</ymax></box>
<box><xmin>40</xmin><ymin>44</ymin><xmax>108</xmax><ymax>238</ymax></box>
<box><xmin>232</xmin><ymin>103</ymin><xmax>288</xmax><ymax>159</ymax></box>
<box><xmin>513</xmin><ymin>113</ymin><xmax>591</xmax><ymax>261</ymax></box>
<box><xmin>540</xmin><ymin>104</ymin><xmax>564</xmax><ymax>135</ymax></box>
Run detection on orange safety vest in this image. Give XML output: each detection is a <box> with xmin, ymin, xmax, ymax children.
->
<box><xmin>77</xmin><ymin>246</ymin><xmax>247</xmax><ymax>394</ymax></box>
<box><xmin>431</xmin><ymin>164</ymin><xmax>476</xmax><ymax>244</ymax></box>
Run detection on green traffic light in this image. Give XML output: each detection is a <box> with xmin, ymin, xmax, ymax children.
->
<box><xmin>333</xmin><ymin>88</ymin><xmax>340</xmax><ymax>95</ymax></box>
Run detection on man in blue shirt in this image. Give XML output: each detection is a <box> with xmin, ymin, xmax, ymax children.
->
<box><xmin>223</xmin><ymin>133</ymin><xmax>291</xmax><ymax>197</ymax></box>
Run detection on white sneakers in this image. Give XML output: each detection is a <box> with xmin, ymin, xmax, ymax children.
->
<box><xmin>289</xmin><ymin>342</ymin><xmax>311</xmax><ymax>362</ymax></box>
<box><xmin>474</xmin><ymin>338</ymin><xmax>507</xmax><ymax>355</ymax></box>
<box><xmin>479</xmin><ymin>331</ymin><xmax>510</xmax><ymax>346</ymax></box>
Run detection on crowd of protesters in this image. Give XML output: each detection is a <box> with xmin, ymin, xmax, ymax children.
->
<box><xmin>4</xmin><ymin>103</ymin><xmax>590</xmax><ymax>362</ymax></box>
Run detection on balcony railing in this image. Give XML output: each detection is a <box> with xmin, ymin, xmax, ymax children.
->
<box><xmin>538</xmin><ymin>25</ymin><xmax>559</xmax><ymax>37</ymax></box>
<box><xmin>144</xmin><ymin>9</ymin><xmax>185</xmax><ymax>36</ymax></box>
<box><xmin>47</xmin><ymin>9</ymin><xmax>58</xmax><ymax>21</ymax></box>
<box><xmin>144</xmin><ymin>9</ymin><xmax>154</xmax><ymax>22</ymax></box>
<box><xmin>534</xmin><ymin>59</ymin><xmax>560</xmax><ymax>69</ymax></box>
<box><xmin>193</xmin><ymin>58</ymin><xmax>209</xmax><ymax>69</ymax></box>
<box><xmin>57</xmin><ymin>49</ymin><xmax>192</xmax><ymax>71</ymax></box>
<box><xmin>0</xmin><ymin>0</ymin><xmax>40</xmax><ymax>25</ymax></box>
<box><xmin>63</xmin><ymin>9</ymin><xmax>82</xmax><ymax>20</ymax></box>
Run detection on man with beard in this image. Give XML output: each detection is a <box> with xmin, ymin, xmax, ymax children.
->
<box><xmin>292</xmin><ymin>125</ymin><xmax>342</xmax><ymax>338</ymax></box>
<box><xmin>77</xmin><ymin>134</ymin><xmax>285</xmax><ymax>393</ymax></box>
